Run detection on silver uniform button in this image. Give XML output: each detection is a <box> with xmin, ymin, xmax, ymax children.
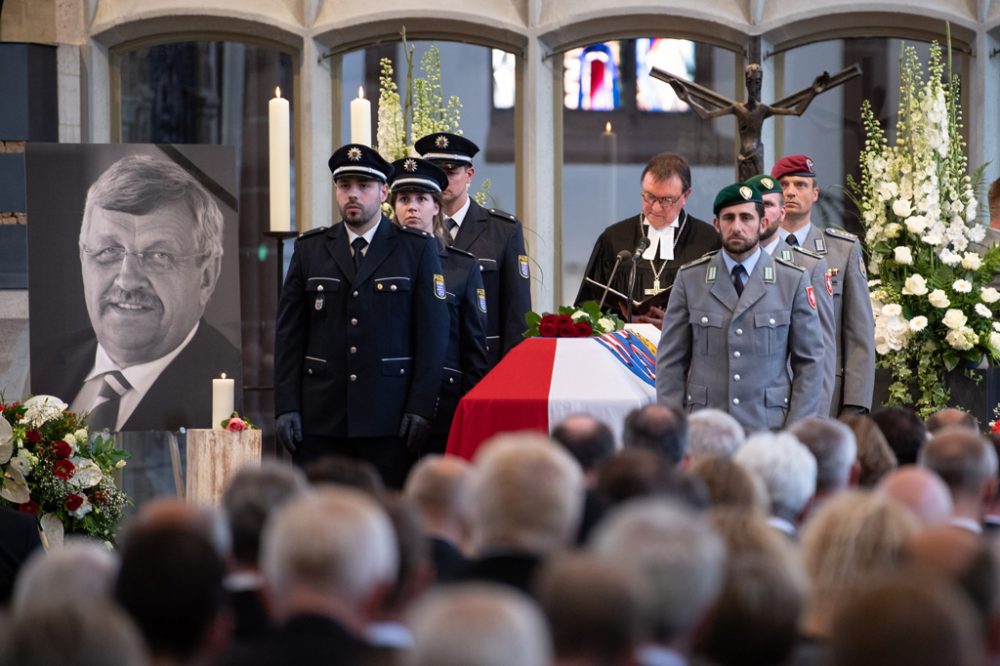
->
<box><xmin>307</xmin><ymin>368</ymin><xmax>313</xmax><ymax>375</ymax></box>
<box><xmin>349</xmin><ymin>374</ymin><xmax>357</xmax><ymax>382</ymax></box>
<box><xmin>700</xmin><ymin>316</ymin><xmax>708</xmax><ymax>324</ymax></box>
<box><xmin>687</xmin><ymin>394</ymin><xmax>692</xmax><ymax>400</ymax></box>
<box><xmin>733</xmin><ymin>351</ymin><xmax>741</xmax><ymax>358</ymax></box>
<box><xmin>390</xmin><ymin>284</ymin><xmax>398</xmax><ymax>292</ymax></box>
<box><xmin>732</xmin><ymin>398</ymin><xmax>740</xmax><ymax>405</ymax></box>
<box><xmin>351</xmin><ymin>318</ymin><xmax>358</xmax><ymax>326</ymax></box>
<box><xmin>317</xmin><ymin>284</ymin><xmax>324</xmax><ymax>291</ymax></box>
<box><xmin>352</xmin><ymin>290</ymin><xmax>359</xmax><ymax>297</ymax></box>
<box><xmin>448</xmin><ymin>377</ymin><xmax>455</xmax><ymax>384</ymax></box>
<box><xmin>784</xmin><ymin>398</ymin><xmax>789</xmax><ymax>404</ymax></box>
<box><xmin>769</xmin><ymin>318</ymin><xmax>776</xmax><ymax>325</ymax></box>
<box><xmin>350</xmin><ymin>346</ymin><xmax>357</xmax><ymax>354</ymax></box>
<box><xmin>736</xmin><ymin>328</ymin><xmax>743</xmax><ymax>335</ymax></box>
<box><xmin>399</xmin><ymin>368</ymin><xmax>405</xmax><ymax>375</ymax></box>
<box><xmin>734</xmin><ymin>374</ymin><xmax>741</xmax><ymax>381</ymax></box>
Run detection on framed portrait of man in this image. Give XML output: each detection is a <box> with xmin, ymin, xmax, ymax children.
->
<box><xmin>26</xmin><ymin>143</ymin><xmax>242</xmax><ymax>432</ymax></box>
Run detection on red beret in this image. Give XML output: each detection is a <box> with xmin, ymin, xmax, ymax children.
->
<box><xmin>771</xmin><ymin>154</ymin><xmax>816</xmax><ymax>180</ymax></box>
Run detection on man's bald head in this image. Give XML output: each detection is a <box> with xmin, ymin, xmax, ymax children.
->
<box><xmin>877</xmin><ymin>466</ymin><xmax>953</xmax><ymax>526</ymax></box>
<box><xmin>927</xmin><ymin>408</ymin><xmax>979</xmax><ymax>434</ymax></box>
<box><xmin>404</xmin><ymin>455</ymin><xmax>475</xmax><ymax>527</ymax></box>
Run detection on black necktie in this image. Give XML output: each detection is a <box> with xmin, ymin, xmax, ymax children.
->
<box><xmin>87</xmin><ymin>371</ymin><xmax>131</xmax><ymax>431</ymax></box>
<box><xmin>446</xmin><ymin>218</ymin><xmax>458</xmax><ymax>239</ymax></box>
<box><xmin>786</xmin><ymin>234</ymin><xmax>798</xmax><ymax>247</ymax></box>
<box><xmin>351</xmin><ymin>237</ymin><xmax>368</xmax><ymax>272</ymax></box>
<box><xmin>731</xmin><ymin>264</ymin><xmax>747</xmax><ymax>297</ymax></box>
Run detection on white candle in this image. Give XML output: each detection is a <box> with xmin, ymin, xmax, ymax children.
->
<box><xmin>212</xmin><ymin>373</ymin><xmax>235</xmax><ymax>429</ymax></box>
<box><xmin>268</xmin><ymin>86</ymin><xmax>291</xmax><ymax>232</ymax></box>
<box><xmin>350</xmin><ymin>86</ymin><xmax>372</xmax><ymax>146</ymax></box>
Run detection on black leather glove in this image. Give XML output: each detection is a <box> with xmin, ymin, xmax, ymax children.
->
<box><xmin>398</xmin><ymin>413</ymin><xmax>432</xmax><ymax>454</ymax></box>
<box><xmin>276</xmin><ymin>411</ymin><xmax>302</xmax><ymax>454</ymax></box>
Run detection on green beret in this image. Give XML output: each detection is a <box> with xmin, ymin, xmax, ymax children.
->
<box><xmin>744</xmin><ymin>174</ymin><xmax>780</xmax><ymax>195</ymax></box>
<box><xmin>713</xmin><ymin>182</ymin><xmax>762</xmax><ymax>215</ymax></box>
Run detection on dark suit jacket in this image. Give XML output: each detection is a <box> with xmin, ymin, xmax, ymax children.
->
<box><xmin>274</xmin><ymin>218</ymin><xmax>449</xmax><ymax>438</ymax></box>
<box><xmin>0</xmin><ymin>506</ymin><xmax>42</xmax><ymax>604</ymax></box>
<box><xmin>452</xmin><ymin>201</ymin><xmax>532</xmax><ymax>367</ymax></box>
<box><xmin>217</xmin><ymin>613</ymin><xmax>365</xmax><ymax>666</ymax></box>
<box><xmin>429</xmin><ymin>536</ymin><xmax>467</xmax><ymax>583</ymax></box>
<box><xmin>575</xmin><ymin>211</ymin><xmax>721</xmax><ymax>311</ymax></box>
<box><xmin>32</xmin><ymin>320</ymin><xmax>241</xmax><ymax>432</ymax></box>
<box><xmin>452</xmin><ymin>551</ymin><xmax>543</xmax><ymax>597</ymax></box>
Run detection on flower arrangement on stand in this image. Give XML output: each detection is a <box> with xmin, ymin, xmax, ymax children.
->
<box><xmin>524</xmin><ymin>300</ymin><xmax>625</xmax><ymax>338</ymax></box>
<box><xmin>220</xmin><ymin>411</ymin><xmax>258</xmax><ymax>432</ymax></box>
<box><xmin>0</xmin><ymin>396</ymin><xmax>130</xmax><ymax>547</ymax></box>
<box><xmin>848</xmin><ymin>37</ymin><xmax>1000</xmax><ymax>416</ymax></box>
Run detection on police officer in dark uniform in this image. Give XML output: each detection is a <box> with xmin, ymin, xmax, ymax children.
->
<box><xmin>414</xmin><ymin>132</ymin><xmax>532</xmax><ymax>368</ymax></box>
<box><xmin>389</xmin><ymin>157</ymin><xmax>489</xmax><ymax>453</ymax></box>
<box><xmin>273</xmin><ymin>144</ymin><xmax>449</xmax><ymax>488</ymax></box>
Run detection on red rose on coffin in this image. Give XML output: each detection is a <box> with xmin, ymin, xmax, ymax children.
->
<box><xmin>574</xmin><ymin>321</ymin><xmax>593</xmax><ymax>337</ymax></box>
<box><xmin>556</xmin><ymin>314</ymin><xmax>573</xmax><ymax>326</ymax></box>
<box><xmin>226</xmin><ymin>418</ymin><xmax>246</xmax><ymax>432</ymax></box>
<box><xmin>53</xmin><ymin>459</ymin><xmax>75</xmax><ymax>481</ymax></box>
<box><xmin>557</xmin><ymin>323</ymin><xmax>576</xmax><ymax>337</ymax></box>
<box><xmin>992</xmin><ymin>421</ymin><xmax>1000</xmax><ymax>435</ymax></box>
<box><xmin>25</xmin><ymin>430</ymin><xmax>41</xmax><ymax>445</ymax></box>
<box><xmin>52</xmin><ymin>441</ymin><xmax>73</xmax><ymax>459</ymax></box>
<box><xmin>539</xmin><ymin>314</ymin><xmax>558</xmax><ymax>336</ymax></box>
<box><xmin>65</xmin><ymin>494</ymin><xmax>84</xmax><ymax>512</ymax></box>
<box><xmin>19</xmin><ymin>500</ymin><xmax>39</xmax><ymax>516</ymax></box>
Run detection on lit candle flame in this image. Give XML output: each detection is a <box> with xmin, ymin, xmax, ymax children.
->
<box><xmin>221</xmin><ymin>372</ymin><xmax>227</xmax><ymax>379</ymax></box>
<box><xmin>605</xmin><ymin>121</ymin><xmax>612</xmax><ymax>133</ymax></box>
<box><xmin>358</xmin><ymin>86</ymin><xmax>365</xmax><ymax>99</ymax></box>
<box><xmin>274</xmin><ymin>86</ymin><xmax>281</xmax><ymax>99</ymax></box>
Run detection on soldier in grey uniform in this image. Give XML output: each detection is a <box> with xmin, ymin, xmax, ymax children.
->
<box><xmin>656</xmin><ymin>182</ymin><xmax>823</xmax><ymax>433</ymax></box>
<box><xmin>748</xmin><ymin>173</ymin><xmax>837</xmax><ymax>415</ymax></box>
<box><xmin>771</xmin><ymin>154</ymin><xmax>876</xmax><ymax>416</ymax></box>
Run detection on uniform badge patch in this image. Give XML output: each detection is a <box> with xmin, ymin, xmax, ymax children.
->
<box><xmin>825</xmin><ymin>271</ymin><xmax>834</xmax><ymax>296</ymax></box>
<box><xmin>763</xmin><ymin>266</ymin><xmax>775</xmax><ymax>283</ymax></box>
<box><xmin>314</xmin><ymin>295</ymin><xmax>324</xmax><ymax>311</ymax></box>
<box><xmin>518</xmin><ymin>255</ymin><xmax>530</xmax><ymax>279</ymax></box>
<box><xmin>476</xmin><ymin>288</ymin><xmax>487</xmax><ymax>313</ymax></box>
<box><xmin>814</xmin><ymin>238</ymin><xmax>826</xmax><ymax>254</ymax></box>
<box><xmin>434</xmin><ymin>274</ymin><xmax>446</xmax><ymax>300</ymax></box>
<box><xmin>780</xmin><ymin>249</ymin><xmax>792</xmax><ymax>262</ymax></box>
<box><xmin>435</xmin><ymin>135</ymin><xmax>449</xmax><ymax>149</ymax></box>
<box><xmin>403</xmin><ymin>158</ymin><xmax>418</xmax><ymax>172</ymax></box>
<box><xmin>807</xmin><ymin>286</ymin><xmax>817</xmax><ymax>309</ymax></box>
<box><xmin>739</xmin><ymin>186</ymin><xmax>753</xmax><ymax>200</ymax></box>
<box><xmin>706</xmin><ymin>265</ymin><xmax>717</xmax><ymax>282</ymax></box>
<box><xmin>347</xmin><ymin>146</ymin><xmax>362</xmax><ymax>161</ymax></box>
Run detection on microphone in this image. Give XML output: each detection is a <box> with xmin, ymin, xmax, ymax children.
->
<box><xmin>626</xmin><ymin>238</ymin><xmax>650</xmax><ymax>322</ymax></box>
<box><xmin>599</xmin><ymin>250</ymin><xmax>632</xmax><ymax>310</ymax></box>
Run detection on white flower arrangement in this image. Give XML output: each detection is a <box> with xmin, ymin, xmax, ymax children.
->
<box><xmin>848</xmin><ymin>36</ymin><xmax>1000</xmax><ymax>415</ymax></box>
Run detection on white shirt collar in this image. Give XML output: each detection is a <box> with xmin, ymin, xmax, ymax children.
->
<box><xmin>448</xmin><ymin>196</ymin><xmax>473</xmax><ymax>229</ymax></box>
<box><xmin>346</xmin><ymin>217</ymin><xmax>381</xmax><ymax>247</ymax></box>
<box><xmin>767</xmin><ymin>515</ymin><xmax>797</xmax><ymax>536</ymax></box>
<box><xmin>642</xmin><ymin>213</ymin><xmax>680</xmax><ymax>260</ymax></box>
<box><xmin>779</xmin><ymin>222</ymin><xmax>812</xmax><ymax>244</ymax></box>
<box><xmin>79</xmin><ymin>322</ymin><xmax>200</xmax><ymax>430</ymax></box>
<box><xmin>949</xmin><ymin>516</ymin><xmax>983</xmax><ymax>534</ymax></box>
<box><xmin>761</xmin><ymin>234</ymin><xmax>782</xmax><ymax>255</ymax></box>
<box><xmin>636</xmin><ymin>644</ymin><xmax>687</xmax><ymax>666</ymax></box>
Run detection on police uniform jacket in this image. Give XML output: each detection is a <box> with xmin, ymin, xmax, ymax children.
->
<box><xmin>656</xmin><ymin>249</ymin><xmax>824</xmax><ymax>432</ymax></box>
<box><xmin>435</xmin><ymin>244</ymin><xmax>489</xmax><ymax>438</ymax></box>
<box><xmin>452</xmin><ymin>199</ymin><xmax>532</xmax><ymax>367</ymax></box>
<box><xmin>574</xmin><ymin>211</ymin><xmax>721</xmax><ymax>309</ymax></box>
<box><xmin>274</xmin><ymin>217</ymin><xmax>449</xmax><ymax>438</ymax></box>
<box><xmin>773</xmin><ymin>241</ymin><xmax>837</xmax><ymax>416</ymax></box>
<box><xmin>800</xmin><ymin>225</ymin><xmax>876</xmax><ymax>415</ymax></box>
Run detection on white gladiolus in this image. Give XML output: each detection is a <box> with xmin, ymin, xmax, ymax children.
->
<box><xmin>928</xmin><ymin>289</ymin><xmax>951</xmax><ymax>308</ymax></box>
<box><xmin>905</xmin><ymin>216</ymin><xmax>928</xmax><ymax>234</ymax></box>
<box><xmin>892</xmin><ymin>199</ymin><xmax>913</xmax><ymax>218</ymax></box>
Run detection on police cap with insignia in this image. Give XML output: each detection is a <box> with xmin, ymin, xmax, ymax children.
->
<box><xmin>414</xmin><ymin>132</ymin><xmax>479</xmax><ymax>167</ymax></box>
<box><xmin>328</xmin><ymin>143</ymin><xmax>393</xmax><ymax>182</ymax></box>
<box><xmin>713</xmin><ymin>182</ymin><xmax>762</xmax><ymax>215</ymax></box>
<box><xmin>770</xmin><ymin>154</ymin><xmax>816</xmax><ymax>180</ymax></box>
<box><xmin>745</xmin><ymin>174</ymin><xmax>780</xmax><ymax>195</ymax></box>
<box><xmin>388</xmin><ymin>157</ymin><xmax>449</xmax><ymax>193</ymax></box>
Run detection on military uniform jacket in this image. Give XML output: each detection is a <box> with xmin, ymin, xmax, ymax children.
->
<box><xmin>574</xmin><ymin>211</ymin><xmax>721</xmax><ymax>310</ymax></box>
<box><xmin>452</xmin><ymin>200</ymin><xmax>532</xmax><ymax>367</ymax></box>
<box><xmin>774</xmin><ymin>241</ymin><xmax>837</xmax><ymax>415</ymax></box>
<box><xmin>274</xmin><ymin>217</ymin><xmax>449</xmax><ymax>438</ymax></box>
<box><xmin>801</xmin><ymin>225</ymin><xmax>876</xmax><ymax>414</ymax></box>
<box><xmin>436</xmin><ymin>245</ymin><xmax>489</xmax><ymax>437</ymax></box>
<box><xmin>656</xmin><ymin>250</ymin><xmax>824</xmax><ymax>432</ymax></box>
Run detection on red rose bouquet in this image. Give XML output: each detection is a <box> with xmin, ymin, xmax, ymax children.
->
<box><xmin>0</xmin><ymin>395</ymin><xmax>131</xmax><ymax>547</ymax></box>
<box><xmin>524</xmin><ymin>300</ymin><xmax>625</xmax><ymax>338</ymax></box>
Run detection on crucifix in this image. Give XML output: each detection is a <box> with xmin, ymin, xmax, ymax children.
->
<box><xmin>650</xmin><ymin>62</ymin><xmax>862</xmax><ymax>181</ymax></box>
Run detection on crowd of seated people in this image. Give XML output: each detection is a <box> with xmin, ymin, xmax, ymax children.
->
<box><xmin>2</xmin><ymin>403</ymin><xmax>1000</xmax><ymax>666</ymax></box>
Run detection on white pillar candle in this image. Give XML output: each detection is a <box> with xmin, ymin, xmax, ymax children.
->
<box><xmin>350</xmin><ymin>86</ymin><xmax>372</xmax><ymax>146</ymax></box>
<box><xmin>269</xmin><ymin>86</ymin><xmax>291</xmax><ymax>232</ymax></box>
<box><xmin>212</xmin><ymin>373</ymin><xmax>235</xmax><ymax>429</ymax></box>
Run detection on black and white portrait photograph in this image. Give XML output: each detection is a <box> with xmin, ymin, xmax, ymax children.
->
<box><xmin>26</xmin><ymin>143</ymin><xmax>242</xmax><ymax>432</ymax></box>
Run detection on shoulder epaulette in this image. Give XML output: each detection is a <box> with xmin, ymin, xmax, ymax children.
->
<box><xmin>680</xmin><ymin>252</ymin><xmax>715</xmax><ymax>270</ymax></box>
<box><xmin>791</xmin><ymin>245</ymin><xmax>822</xmax><ymax>260</ymax></box>
<box><xmin>488</xmin><ymin>208</ymin><xmax>519</xmax><ymax>224</ymax></box>
<box><xmin>775</xmin><ymin>256</ymin><xmax>806</xmax><ymax>272</ymax></box>
<box><xmin>399</xmin><ymin>225</ymin><xmax>432</xmax><ymax>239</ymax></box>
<box><xmin>446</xmin><ymin>245</ymin><xmax>476</xmax><ymax>259</ymax></box>
<box><xmin>824</xmin><ymin>227</ymin><xmax>858</xmax><ymax>242</ymax></box>
<box><xmin>297</xmin><ymin>226</ymin><xmax>327</xmax><ymax>239</ymax></box>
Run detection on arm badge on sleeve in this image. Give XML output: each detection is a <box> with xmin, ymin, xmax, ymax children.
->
<box><xmin>807</xmin><ymin>286</ymin><xmax>817</xmax><ymax>309</ymax></box>
<box><xmin>518</xmin><ymin>255</ymin><xmax>530</xmax><ymax>279</ymax></box>
<box><xmin>434</xmin><ymin>274</ymin><xmax>447</xmax><ymax>300</ymax></box>
<box><xmin>476</xmin><ymin>288</ymin><xmax>488</xmax><ymax>313</ymax></box>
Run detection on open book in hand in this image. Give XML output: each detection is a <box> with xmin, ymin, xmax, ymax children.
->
<box><xmin>584</xmin><ymin>276</ymin><xmax>672</xmax><ymax>317</ymax></box>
